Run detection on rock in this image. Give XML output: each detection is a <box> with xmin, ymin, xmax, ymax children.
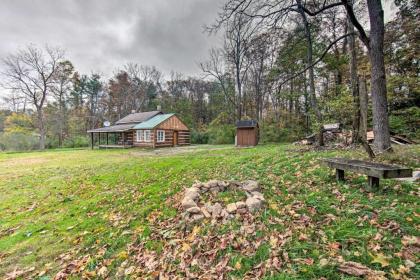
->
<box><xmin>211</xmin><ymin>203</ymin><xmax>223</xmax><ymax>218</ymax></box>
<box><xmin>181</xmin><ymin>197</ymin><xmax>197</xmax><ymax>210</ymax></box>
<box><xmin>192</xmin><ymin>182</ymin><xmax>204</xmax><ymax>189</ymax></box>
<box><xmin>218</xmin><ymin>181</ymin><xmax>229</xmax><ymax>189</ymax></box>
<box><xmin>229</xmin><ymin>180</ymin><xmax>242</xmax><ymax>188</ymax></box>
<box><xmin>220</xmin><ymin>209</ymin><xmax>229</xmax><ymax>218</ymax></box>
<box><xmin>251</xmin><ymin>191</ymin><xmax>265</xmax><ymax>201</ymax></box>
<box><xmin>246</xmin><ymin>197</ymin><xmax>263</xmax><ymax>212</ymax></box>
<box><xmin>191</xmin><ymin>214</ymin><xmax>204</xmax><ymax>223</ymax></box>
<box><xmin>237</xmin><ymin>207</ymin><xmax>247</xmax><ymax>214</ymax></box>
<box><xmin>236</xmin><ymin>201</ymin><xmax>246</xmax><ymax>209</ymax></box>
<box><xmin>242</xmin><ymin>180</ymin><xmax>260</xmax><ymax>192</ymax></box>
<box><xmin>201</xmin><ymin>207</ymin><xmax>211</xmax><ymax>218</ymax></box>
<box><xmin>226</xmin><ymin>203</ymin><xmax>237</xmax><ymax>214</ymax></box>
<box><xmin>187</xmin><ymin>206</ymin><xmax>201</xmax><ymax>214</ymax></box>
<box><xmin>185</xmin><ymin>187</ymin><xmax>200</xmax><ymax>201</ymax></box>
<box><xmin>207</xmin><ymin>180</ymin><xmax>220</xmax><ymax>188</ymax></box>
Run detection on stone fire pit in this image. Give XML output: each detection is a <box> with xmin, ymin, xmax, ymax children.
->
<box><xmin>181</xmin><ymin>180</ymin><xmax>265</xmax><ymax>223</ymax></box>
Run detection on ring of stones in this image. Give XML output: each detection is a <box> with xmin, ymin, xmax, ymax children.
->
<box><xmin>181</xmin><ymin>180</ymin><xmax>265</xmax><ymax>223</ymax></box>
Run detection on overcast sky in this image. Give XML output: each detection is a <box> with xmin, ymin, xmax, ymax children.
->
<box><xmin>0</xmin><ymin>0</ymin><xmax>396</xmax><ymax>103</ymax></box>
<box><xmin>0</xmin><ymin>0</ymin><xmax>224</xmax><ymax>80</ymax></box>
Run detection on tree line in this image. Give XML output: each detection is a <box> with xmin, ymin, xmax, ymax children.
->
<box><xmin>0</xmin><ymin>0</ymin><xmax>418</xmax><ymax>152</ymax></box>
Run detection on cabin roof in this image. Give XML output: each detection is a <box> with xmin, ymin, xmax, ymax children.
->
<box><xmin>133</xmin><ymin>113</ymin><xmax>175</xmax><ymax>129</ymax></box>
<box><xmin>115</xmin><ymin>111</ymin><xmax>162</xmax><ymax>124</ymax></box>
<box><xmin>236</xmin><ymin>120</ymin><xmax>258</xmax><ymax>128</ymax></box>
<box><xmin>87</xmin><ymin>123</ymin><xmax>135</xmax><ymax>133</ymax></box>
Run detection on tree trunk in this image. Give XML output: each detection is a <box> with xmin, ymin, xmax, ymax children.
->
<box><xmin>367</xmin><ymin>0</ymin><xmax>391</xmax><ymax>151</ymax></box>
<box><xmin>297</xmin><ymin>0</ymin><xmax>323</xmax><ymax>146</ymax></box>
<box><xmin>236</xmin><ymin>61</ymin><xmax>242</xmax><ymax>120</ymax></box>
<box><xmin>359</xmin><ymin>77</ymin><xmax>368</xmax><ymax>141</ymax></box>
<box><xmin>348</xmin><ymin>4</ymin><xmax>361</xmax><ymax>144</ymax></box>
<box><xmin>37</xmin><ymin>109</ymin><xmax>46</xmax><ymax>150</ymax></box>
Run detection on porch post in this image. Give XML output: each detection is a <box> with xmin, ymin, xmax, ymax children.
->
<box><xmin>122</xmin><ymin>132</ymin><xmax>126</xmax><ymax>148</ymax></box>
<box><xmin>91</xmin><ymin>132</ymin><xmax>94</xmax><ymax>149</ymax></box>
<box><xmin>106</xmin><ymin>132</ymin><xmax>109</xmax><ymax>146</ymax></box>
<box><xmin>98</xmin><ymin>132</ymin><xmax>101</xmax><ymax>146</ymax></box>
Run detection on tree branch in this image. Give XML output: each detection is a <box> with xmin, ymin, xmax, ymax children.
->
<box><xmin>341</xmin><ymin>0</ymin><xmax>370</xmax><ymax>48</ymax></box>
<box><xmin>278</xmin><ymin>32</ymin><xmax>355</xmax><ymax>87</ymax></box>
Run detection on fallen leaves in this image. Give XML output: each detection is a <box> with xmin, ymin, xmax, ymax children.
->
<box><xmin>5</xmin><ymin>266</ymin><xmax>35</xmax><ymax>280</ymax></box>
<box><xmin>338</xmin><ymin>261</ymin><xmax>371</xmax><ymax>276</ymax></box>
<box><xmin>370</xmin><ymin>252</ymin><xmax>391</xmax><ymax>268</ymax></box>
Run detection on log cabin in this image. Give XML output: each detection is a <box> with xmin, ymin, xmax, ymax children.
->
<box><xmin>87</xmin><ymin>111</ymin><xmax>190</xmax><ymax>149</ymax></box>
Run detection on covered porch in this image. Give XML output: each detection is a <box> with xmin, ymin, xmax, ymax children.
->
<box><xmin>87</xmin><ymin>124</ymin><xmax>134</xmax><ymax>149</ymax></box>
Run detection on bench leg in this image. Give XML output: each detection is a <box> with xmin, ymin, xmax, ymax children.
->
<box><xmin>367</xmin><ymin>176</ymin><xmax>380</xmax><ymax>191</ymax></box>
<box><xmin>336</xmin><ymin>169</ymin><xmax>345</xmax><ymax>181</ymax></box>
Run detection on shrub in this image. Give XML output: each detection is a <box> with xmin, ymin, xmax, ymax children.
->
<box><xmin>206</xmin><ymin>112</ymin><xmax>236</xmax><ymax>144</ymax></box>
<box><xmin>0</xmin><ymin>132</ymin><xmax>39</xmax><ymax>151</ymax></box>
<box><xmin>260</xmin><ymin>122</ymin><xmax>305</xmax><ymax>143</ymax></box>
<box><xmin>207</xmin><ymin>124</ymin><xmax>235</xmax><ymax>144</ymax></box>
<box><xmin>191</xmin><ymin>130</ymin><xmax>209</xmax><ymax>144</ymax></box>
<box><xmin>63</xmin><ymin>136</ymin><xmax>89</xmax><ymax>148</ymax></box>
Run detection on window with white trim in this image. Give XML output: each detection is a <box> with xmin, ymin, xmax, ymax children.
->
<box><xmin>157</xmin><ymin>130</ymin><xmax>165</xmax><ymax>142</ymax></box>
<box><xmin>136</xmin><ymin>130</ymin><xmax>143</xmax><ymax>142</ymax></box>
<box><xmin>144</xmin><ymin>130</ymin><xmax>151</xmax><ymax>142</ymax></box>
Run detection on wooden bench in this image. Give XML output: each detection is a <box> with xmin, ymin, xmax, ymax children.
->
<box><xmin>323</xmin><ymin>158</ymin><xmax>413</xmax><ymax>190</ymax></box>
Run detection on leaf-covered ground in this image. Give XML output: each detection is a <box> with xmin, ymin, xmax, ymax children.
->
<box><xmin>0</xmin><ymin>144</ymin><xmax>418</xmax><ymax>279</ymax></box>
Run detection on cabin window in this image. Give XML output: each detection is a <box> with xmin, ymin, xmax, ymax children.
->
<box><xmin>136</xmin><ymin>130</ymin><xmax>151</xmax><ymax>142</ymax></box>
<box><xmin>157</xmin><ymin>130</ymin><xmax>165</xmax><ymax>142</ymax></box>
<box><xmin>136</xmin><ymin>130</ymin><xmax>143</xmax><ymax>142</ymax></box>
<box><xmin>144</xmin><ymin>130</ymin><xmax>151</xmax><ymax>142</ymax></box>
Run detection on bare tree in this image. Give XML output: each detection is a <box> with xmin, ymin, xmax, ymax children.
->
<box><xmin>216</xmin><ymin>0</ymin><xmax>392</xmax><ymax>152</ymax></box>
<box><xmin>2</xmin><ymin>93</ymin><xmax>27</xmax><ymax>113</ymax></box>
<box><xmin>1</xmin><ymin>45</ymin><xmax>64</xmax><ymax>149</ymax></box>
<box><xmin>200</xmin><ymin>48</ymin><xmax>236</xmax><ymax>108</ymax></box>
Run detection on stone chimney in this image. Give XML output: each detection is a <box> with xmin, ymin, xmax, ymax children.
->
<box><xmin>131</xmin><ymin>110</ymin><xmax>136</xmax><ymax>114</ymax></box>
<box><xmin>157</xmin><ymin>105</ymin><xmax>162</xmax><ymax>111</ymax></box>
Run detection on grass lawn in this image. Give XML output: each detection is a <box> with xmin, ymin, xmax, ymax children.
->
<box><xmin>0</xmin><ymin>144</ymin><xmax>419</xmax><ymax>279</ymax></box>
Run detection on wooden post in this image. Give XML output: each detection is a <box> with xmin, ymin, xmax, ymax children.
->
<box><xmin>122</xmin><ymin>133</ymin><xmax>125</xmax><ymax>148</ymax></box>
<box><xmin>91</xmin><ymin>132</ymin><xmax>94</xmax><ymax>149</ymax></box>
<box><xmin>336</xmin><ymin>169</ymin><xmax>345</xmax><ymax>181</ymax></box>
<box><xmin>98</xmin><ymin>132</ymin><xmax>101</xmax><ymax>146</ymax></box>
<box><xmin>106</xmin><ymin>132</ymin><xmax>109</xmax><ymax>146</ymax></box>
<box><xmin>367</xmin><ymin>176</ymin><xmax>380</xmax><ymax>191</ymax></box>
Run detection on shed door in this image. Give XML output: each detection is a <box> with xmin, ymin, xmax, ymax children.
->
<box><xmin>238</xmin><ymin>128</ymin><xmax>254</xmax><ymax>146</ymax></box>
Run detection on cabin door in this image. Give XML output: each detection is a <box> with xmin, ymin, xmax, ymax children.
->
<box><xmin>173</xmin><ymin>131</ymin><xmax>178</xmax><ymax>146</ymax></box>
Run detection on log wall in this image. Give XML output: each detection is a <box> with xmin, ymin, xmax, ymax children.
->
<box><xmin>177</xmin><ymin>130</ymin><xmax>190</xmax><ymax>145</ymax></box>
<box><xmin>154</xmin><ymin>129</ymin><xmax>174</xmax><ymax>147</ymax></box>
<box><xmin>131</xmin><ymin>115</ymin><xmax>190</xmax><ymax>148</ymax></box>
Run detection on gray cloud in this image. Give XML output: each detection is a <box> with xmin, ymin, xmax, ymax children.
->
<box><xmin>0</xmin><ymin>0</ymin><xmax>224</xmax><ymax>82</ymax></box>
<box><xmin>0</xmin><ymin>0</ymin><xmax>397</xmax><ymax>94</ymax></box>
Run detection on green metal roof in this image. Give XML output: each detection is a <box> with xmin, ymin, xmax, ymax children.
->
<box><xmin>133</xmin><ymin>113</ymin><xmax>175</xmax><ymax>129</ymax></box>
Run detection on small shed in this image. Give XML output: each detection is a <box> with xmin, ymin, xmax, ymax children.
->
<box><xmin>236</xmin><ymin>120</ymin><xmax>259</xmax><ymax>147</ymax></box>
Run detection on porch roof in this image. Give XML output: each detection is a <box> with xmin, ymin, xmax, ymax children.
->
<box><xmin>87</xmin><ymin>123</ymin><xmax>135</xmax><ymax>133</ymax></box>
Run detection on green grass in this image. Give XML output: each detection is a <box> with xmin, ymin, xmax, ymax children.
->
<box><xmin>0</xmin><ymin>144</ymin><xmax>418</xmax><ymax>279</ymax></box>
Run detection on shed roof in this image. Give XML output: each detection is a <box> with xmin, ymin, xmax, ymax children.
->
<box><xmin>236</xmin><ymin>120</ymin><xmax>258</xmax><ymax>128</ymax></box>
<box><xmin>87</xmin><ymin>123</ymin><xmax>135</xmax><ymax>133</ymax></box>
<box><xmin>115</xmin><ymin>111</ymin><xmax>162</xmax><ymax>124</ymax></box>
<box><xmin>133</xmin><ymin>114</ymin><xmax>175</xmax><ymax>129</ymax></box>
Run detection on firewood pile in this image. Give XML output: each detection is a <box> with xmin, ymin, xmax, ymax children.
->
<box><xmin>295</xmin><ymin>123</ymin><xmax>416</xmax><ymax>147</ymax></box>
